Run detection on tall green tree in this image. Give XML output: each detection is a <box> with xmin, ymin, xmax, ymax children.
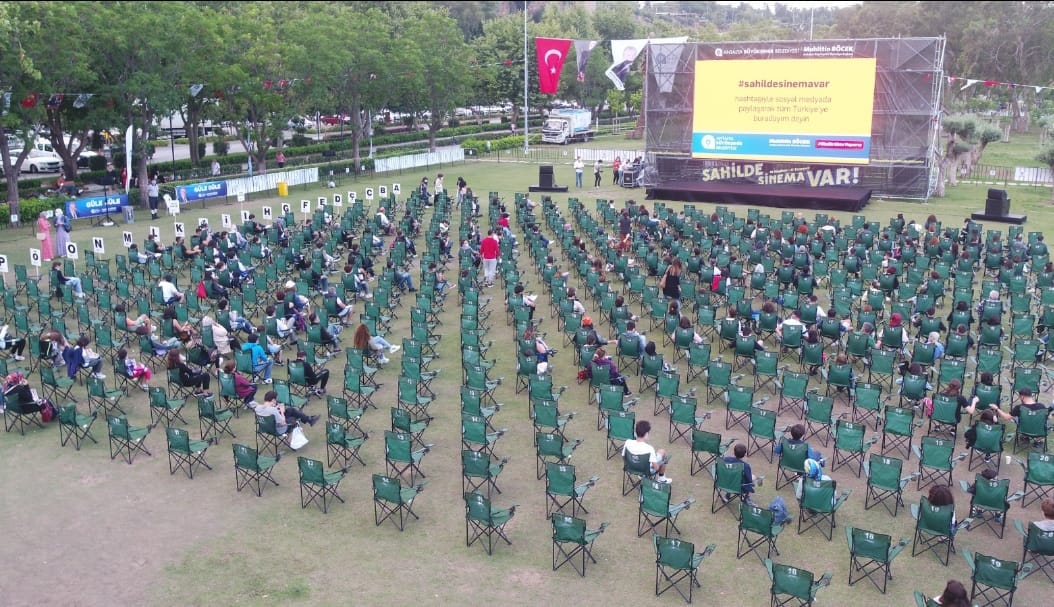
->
<box><xmin>0</xmin><ymin>2</ymin><xmax>42</xmax><ymax>216</ymax></box>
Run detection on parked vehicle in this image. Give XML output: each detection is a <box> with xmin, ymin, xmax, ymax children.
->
<box><xmin>541</xmin><ymin>108</ymin><xmax>594</xmax><ymax>145</ymax></box>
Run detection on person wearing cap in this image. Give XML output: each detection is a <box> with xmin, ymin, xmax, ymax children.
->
<box><xmin>877</xmin><ymin>312</ymin><xmax>911</xmax><ymax>355</ymax></box>
<box><xmin>992</xmin><ymin>388</ymin><xmax>1053</xmax><ymax>424</ymax></box>
<box><xmin>578</xmin><ymin>315</ymin><xmax>608</xmax><ymax>346</ymax></box>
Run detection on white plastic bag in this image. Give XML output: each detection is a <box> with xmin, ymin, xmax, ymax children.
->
<box><xmin>289</xmin><ymin>425</ymin><xmax>309</xmax><ymax>450</ymax></box>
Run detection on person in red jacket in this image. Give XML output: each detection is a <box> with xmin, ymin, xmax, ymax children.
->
<box><xmin>479</xmin><ymin>229</ymin><xmax>500</xmax><ymax>287</ymax></box>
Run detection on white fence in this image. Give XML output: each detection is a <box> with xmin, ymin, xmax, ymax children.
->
<box><xmin>572</xmin><ymin>148</ymin><xmax>645</xmax><ymax>164</ymax></box>
<box><xmin>374</xmin><ymin>146</ymin><xmax>464</xmax><ymax>173</ymax></box>
<box><xmin>225</xmin><ymin>167</ymin><xmax>319</xmax><ymax>195</ymax></box>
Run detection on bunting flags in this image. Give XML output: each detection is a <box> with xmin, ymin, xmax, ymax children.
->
<box><xmin>1</xmin><ymin>92</ymin><xmax>10</xmax><ymax>116</ymax></box>
<box><xmin>73</xmin><ymin>93</ymin><xmax>92</xmax><ymax>108</ymax></box>
<box><xmin>189</xmin><ymin>83</ymin><xmax>204</xmax><ymax>97</ymax></box>
<box><xmin>948</xmin><ymin>75</ymin><xmax>1051</xmax><ymax>94</ymax></box>
<box><xmin>20</xmin><ymin>92</ymin><xmax>38</xmax><ymax>108</ymax></box>
<box><xmin>573</xmin><ymin>40</ymin><xmax>598</xmax><ymax>83</ymax></box>
<box><xmin>649</xmin><ymin>43</ymin><xmax>685</xmax><ymax>94</ymax></box>
<box><xmin>535</xmin><ymin>37</ymin><xmax>572</xmax><ymax>95</ymax></box>
<box><xmin>45</xmin><ymin>94</ymin><xmax>64</xmax><ymax>109</ymax></box>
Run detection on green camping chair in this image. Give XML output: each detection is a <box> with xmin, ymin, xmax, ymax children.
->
<box><xmin>830</xmin><ymin>419</ymin><xmax>877</xmax><ymax>478</ymax></box>
<box><xmin>372</xmin><ymin>473</ymin><xmax>426</xmax><ymax>531</ymax></box>
<box><xmin>545</xmin><ymin>462</ymin><xmax>598</xmax><ymax>518</ymax></box>
<box><xmin>846</xmin><ymin>527</ymin><xmax>908</xmax><ymax>594</ymax></box>
<box><xmin>385</xmin><ymin>430</ymin><xmax>432</xmax><ymax>485</ymax></box>
<box><xmin>737</xmin><ymin>501</ymin><xmax>784</xmax><ymax>564</ymax></box>
<box><xmin>552</xmin><ymin>513</ymin><xmax>609</xmax><ymax>577</ymax></box>
<box><xmin>106</xmin><ymin>414</ymin><xmax>152</xmax><ymax>465</ymax></box>
<box><xmin>1019</xmin><ymin>450</ymin><xmax>1054</xmax><ymax>507</ymax></box>
<box><xmin>462</xmin><ymin>449</ymin><xmax>510</xmax><ymax>498</ymax></box>
<box><xmin>959</xmin><ymin>473</ymin><xmax>1021</xmax><ymax>539</ymax></box>
<box><xmin>654</xmin><ymin>535</ymin><xmax>716</xmax><ymax>604</ymax></box>
<box><xmin>637</xmin><ymin>478</ymin><xmax>696</xmax><ymax>538</ymax></box>
<box><xmin>865</xmin><ymin>453</ymin><xmax>916</xmax><ymax>517</ymax></box>
<box><xmin>690</xmin><ymin>429</ymin><xmax>733</xmax><ymax>479</ymax></box>
<box><xmin>1014</xmin><ymin>519</ymin><xmax>1054</xmax><ymax>584</ymax></box>
<box><xmin>915</xmin><ymin>435</ymin><xmax>967</xmax><ymax>491</ymax></box>
<box><xmin>911</xmin><ymin>496</ymin><xmax>964</xmax><ymax>566</ymax></box>
<box><xmin>232</xmin><ymin>442</ymin><xmax>279</xmax><ymax>497</ymax></box>
<box><xmin>968</xmin><ymin>422</ymin><xmax>1007</xmax><ymax>474</ymax></box>
<box><xmin>297</xmin><ymin>456</ymin><xmax>346</xmax><ymax>513</ymax></box>
<box><xmin>464</xmin><ymin>491</ymin><xmax>518</xmax><ymax>555</ymax></box>
<box><xmin>765</xmin><ymin>559</ymin><xmax>832</xmax><ymax>607</ymax></box>
<box><xmin>58</xmin><ymin>403</ymin><xmax>97</xmax><ymax>451</ymax></box>
<box><xmin>166</xmin><ymin>426</ymin><xmax>212</xmax><ymax>479</ymax></box>
<box><xmin>712</xmin><ymin>459</ymin><xmax>747</xmax><ymax>520</ymax></box>
<box><xmin>880</xmin><ymin>406</ymin><xmax>918</xmax><ymax>461</ymax></box>
<box><xmin>797</xmin><ymin>478</ymin><xmax>851</xmax><ymax>541</ymax></box>
<box><xmin>606</xmin><ymin>410</ymin><xmax>635</xmax><ymax>460</ymax></box>
<box><xmin>326</xmin><ymin>421</ymin><xmax>368</xmax><ymax>469</ymax></box>
<box><xmin>963</xmin><ymin>549</ymin><xmax>1031</xmax><ymax>607</ymax></box>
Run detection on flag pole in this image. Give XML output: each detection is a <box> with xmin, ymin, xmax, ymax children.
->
<box><xmin>523</xmin><ymin>1</ymin><xmax>529</xmax><ymax>154</ymax></box>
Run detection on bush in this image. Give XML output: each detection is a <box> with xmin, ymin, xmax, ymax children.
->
<box><xmin>88</xmin><ymin>155</ymin><xmax>108</xmax><ymax>171</ymax></box>
<box><xmin>448</xmin><ymin>118</ymin><xmax>460</xmax><ymax>128</ymax></box>
<box><xmin>213</xmin><ymin>140</ymin><xmax>229</xmax><ymax>156</ymax></box>
<box><xmin>196</xmin><ymin>142</ymin><xmax>206</xmax><ymax>158</ymax></box>
<box><xmin>290</xmin><ymin>134</ymin><xmax>310</xmax><ymax>147</ymax></box>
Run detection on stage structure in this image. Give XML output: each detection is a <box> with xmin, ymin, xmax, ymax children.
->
<box><xmin>643</xmin><ymin>37</ymin><xmax>945</xmax><ymax>210</ymax></box>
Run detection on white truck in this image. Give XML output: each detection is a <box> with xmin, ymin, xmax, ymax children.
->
<box><xmin>541</xmin><ymin>108</ymin><xmax>594</xmax><ymax>145</ymax></box>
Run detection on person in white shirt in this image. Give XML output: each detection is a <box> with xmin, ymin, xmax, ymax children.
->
<box><xmin>776</xmin><ymin>309</ymin><xmax>804</xmax><ymax>340</ymax></box>
<box><xmin>573</xmin><ymin>157</ymin><xmax>585</xmax><ymax>188</ymax></box>
<box><xmin>376</xmin><ymin>208</ymin><xmax>391</xmax><ymax>234</ymax></box>
<box><xmin>158</xmin><ymin>274</ymin><xmax>183</xmax><ymax>304</ymax></box>
<box><xmin>433</xmin><ymin>173</ymin><xmax>444</xmax><ymax>205</ymax></box>
<box><xmin>622</xmin><ymin>420</ymin><xmax>671</xmax><ymax>483</ymax></box>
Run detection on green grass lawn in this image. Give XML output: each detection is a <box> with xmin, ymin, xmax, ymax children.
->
<box><xmin>1</xmin><ymin>155</ymin><xmax>1053</xmax><ymax>606</ymax></box>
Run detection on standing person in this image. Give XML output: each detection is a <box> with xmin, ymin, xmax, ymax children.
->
<box><xmin>53</xmin><ymin>209</ymin><xmax>71</xmax><ymax>258</ymax></box>
<box><xmin>593</xmin><ymin>158</ymin><xmax>602</xmax><ymax>187</ymax></box>
<box><xmin>434</xmin><ymin>173</ymin><xmax>444</xmax><ymax>205</ymax></box>
<box><xmin>659</xmin><ymin>258</ymin><xmax>683</xmax><ymax>315</ymax></box>
<box><xmin>36</xmin><ymin>211</ymin><xmax>55</xmax><ymax>261</ymax></box>
<box><xmin>147</xmin><ymin>177</ymin><xmax>160</xmax><ymax>220</ymax></box>
<box><xmin>275</xmin><ymin>150</ymin><xmax>286</xmax><ymax>168</ymax></box>
<box><xmin>573</xmin><ymin>157</ymin><xmax>584</xmax><ymax>188</ymax></box>
<box><xmin>612</xmin><ymin>156</ymin><xmax>622</xmax><ymax>185</ymax></box>
<box><xmin>480</xmin><ymin>229</ymin><xmax>500</xmax><ymax>288</ymax></box>
<box><xmin>211</xmin><ymin>159</ymin><xmax>221</xmax><ymax>177</ymax></box>
<box><xmin>622</xmin><ymin>420</ymin><xmax>671</xmax><ymax>484</ymax></box>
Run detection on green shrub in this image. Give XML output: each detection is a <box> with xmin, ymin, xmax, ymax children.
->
<box><xmin>213</xmin><ymin>140</ymin><xmax>229</xmax><ymax>156</ymax></box>
<box><xmin>88</xmin><ymin>156</ymin><xmax>108</xmax><ymax>171</ymax></box>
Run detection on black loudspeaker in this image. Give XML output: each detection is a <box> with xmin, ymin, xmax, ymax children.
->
<box><xmin>538</xmin><ymin>165</ymin><xmax>554</xmax><ymax>188</ymax></box>
<box><xmin>987</xmin><ymin>188</ymin><xmax>1008</xmax><ymax>202</ymax></box>
<box><xmin>985</xmin><ymin>197</ymin><xmax>1010</xmax><ymax>216</ymax></box>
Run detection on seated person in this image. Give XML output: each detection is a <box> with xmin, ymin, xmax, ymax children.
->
<box><xmin>0</xmin><ymin>324</ymin><xmax>27</xmax><ymax>361</ymax></box>
<box><xmin>216</xmin><ymin>299</ymin><xmax>254</xmax><ymax>335</ymax></box>
<box><xmin>162</xmin><ymin>306</ymin><xmax>198</xmax><ymax>341</ymax></box>
<box><xmin>166</xmin><ymin>349</ymin><xmax>211</xmax><ymax>397</ymax></box>
<box><xmin>249</xmin><ymin>390</ymin><xmax>318</xmax><ymax>438</ymax></box>
<box><xmin>222</xmin><ymin>361</ymin><xmax>257</xmax><ymax>407</ymax></box>
<box><xmin>158</xmin><ymin>274</ymin><xmax>184</xmax><ymax>304</ymax></box>
<box><xmin>135</xmin><ymin>325</ymin><xmax>179</xmax><ymax>355</ymax></box>
<box><xmin>323</xmin><ymin>287</ymin><xmax>354</xmax><ymax>326</ymax></box>
<box><xmin>307</xmin><ymin>311</ymin><xmax>340</xmax><ymax>346</ymax></box>
<box><xmin>2</xmin><ymin>372</ymin><xmax>47</xmax><ymax>413</ymax></box>
<box><xmin>64</xmin><ymin>335</ymin><xmax>105</xmax><ymax>380</ymax></box>
<box><xmin>622</xmin><ymin>320</ymin><xmax>647</xmax><ymax>353</ymax></box>
<box><xmin>173</xmin><ymin>236</ymin><xmax>200</xmax><ymax>260</ymax></box>
<box><xmin>51</xmin><ymin>261</ymin><xmax>84</xmax><ymax>298</ymax></box>
<box><xmin>241</xmin><ymin>333</ymin><xmax>274</xmax><ymax>383</ymax></box>
<box><xmin>992</xmin><ymin>387</ymin><xmax>1053</xmax><ymax>424</ymax></box>
<box><xmin>116</xmin><ymin>347</ymin><xmax>152</xmax><ymax>390</ymax></box>
<box><xmin>579</xmin><ymin>316</ymin><xmax>609</xmax><ymax>346</ymax></box>
<box><xmin>39</xmin><ymin>328</ymin><xmax>68</xmax><ymax>367</ymax></box>
<box><xmin>523</xmin><ymin>325</ymin><xmax>555</xmax><ymax>372</ymax></box>
<box><xmin>670</xmin><ymin>315</ymin><xmax>704</xmax><ymax>345</ymax></box>
<box><xmin>590</xmin><ymin>347</ymin><xmax>631</xmax><ymax>396</ymax></box>
<box><xmin>774</xmin><ymin>423</ymin><xmax>826</xmax><ymax>463</ymax></box>
<box><xmin>621</xmin><ymin>419</ymin><xmax>671</xmax><ymax>484</ymax></box>
<box><xmin>721</xmin><ymin>443</ymin><xmax>759</xmax><ymax>502</ymax></box>
<box><xmin>1035</xmin><ymin>498</ymin><xmax>1054</xmax><ymax>532</ymax></box>
<box><xmin>932</xmin><ymin>580</ymin><xmax>970</xmax><ymax>607</ymax></box>
<box><xmin>296</xmin><ymin>349</ymin><xmax>330</xmax><ymax>397</ymax></box>
<box><xmin>352</xmin><ymin>323</ymin><xmax>399</xmax><ymax>365</ymax></box>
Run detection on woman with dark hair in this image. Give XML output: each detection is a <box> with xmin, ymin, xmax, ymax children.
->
<box><xmin>223</xmin><ymin>360</ymin><xmax>256</xmax><ymax>406</ymax></box>
<box><xmin>166</xmin><ymin>349</ymin><xmax>211</xmax><ymax>396</ymax></box>
<box><xmin>933</xmin><ymin>580</ymin><xmax>970</xmax><ymax>607</ymax></box>
<box><xmin>590</xmin><ymin>347</ymin><xmax>631</xmax><ymax>396</ymax></box>
<box><xmin>660</xmin><ymin>258</ymin><xmax>683</xmax><ymax>315</ymax></box>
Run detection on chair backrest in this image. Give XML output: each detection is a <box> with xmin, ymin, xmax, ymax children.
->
<box><xmin>834</xmin><ymin>419</ymin><xmax>865</xmax><ymax>451</ymax></box>
<box><xmin>778</xmin><ymin>439</ymin><xmax>810</xmax><ymax>472</ymax></box>
<box><xmin>298</xmin><ymin>456</ymin><xmax>327</xmax><ymax>485</ymax></box>
<box><xmin>916</xmin><ymin>496</ymin><xmax>955</xmax><ymax>535</ymax></box>
<box><xmin>740</xmin><ymin>501</ymin><xmax>777</xmax><ymax>535</ymax></box>
<box><xmin>107</xmin><ymin>415</ymin><xmax>131</xmax><ymax>440</ymax></box>
<box><xmin>464</xmin><ymin>491</ymin><xmax>495</xmax><ymax>524</ymax></box>
<box><xmin>849</xmin><ymin>527</ymin><xmax>893</xmax><ymax>561</ymax></box>
<box><xmin>868</xmin><ymin>454</ymin><xmax>903</xmax><ymax>490</ymax></box>
<box><xmin>167</xmin><ymin>426</ymin><xmax>191</xmax><ymax>453</ymax></box>
<box><xmin>640</xmin><ymin>479</ymin><xmax>673</xmax><ymax>516</ymax></box>
<box><xmin>372</xmin><ymin>473</ymin><xmax>405</xmax><ymax>504</ymax></box>
<box><xmin>552</xmin><ymin>513</ymin><xmax>587</xmax><ymax>544</ymax></box>
<box><xmin>769</xmin><ymin>561</ymin><xmax>817</xmax><ymax>600</ymax></box>
<box><xmin>716</xmin><ymin>459</ymin><xmax>745</xmax><ymax>493</ymax></box>
<box><xmin>1025</xmin><ymin>451</ymin><xmax>1054</xmax><ymax>484</ymax></box>
<box><xmin>971</xmin><ymin>474</ymin><xmax>1010</xmax><ymax>510</ymax></box>
<box><xmin>654</xmin><ymin>535</ymin><xmax>698</xmax><ymax>570</ymax></box>
<box><xmin>623</xmin><ymin>450</ymin><xmax>653</xmax><ymax>476</ymax></box>
<box><xmin>971</xmin><ymin>552</ymin><xmax>1021</xmax><ymax>592</ymax></box>
<box><xmin>973</xmin><ymin>422</ymin><xmax>1005</xmax><ymax>452</ymax></box>
<box><xmin>384</xmin><ymin>431</ymin><xmax>413</xmax><ymax>461</ymax></box>
<box><xmin>800</xmin><ymin>478</ymin><xmax>837</xmax><ymax>513</ymax></box>
<box><xmin>545</xmin><ymin>462</ymin><xmax>576</xmax><ymax>496</ymax></box>
<box><xmin>919</xmin><ymin>435</ymin><xmax>955</xmax><ymax>469</ymax></box>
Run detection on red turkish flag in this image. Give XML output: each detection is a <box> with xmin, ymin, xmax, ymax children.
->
<box><xmin>535</xmin><ymin>37</ymin><xmax>572</xmax><ymax>95</ymax></box>
<box><xmin>20</xmin><ymin>92</ymin><xmax>39</xmax><ymax>108</ymax></box>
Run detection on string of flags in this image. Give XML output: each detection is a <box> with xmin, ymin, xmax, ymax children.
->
<box><xmin>948</xmin><ymin>75</ymin><xmax>1052</xmax><ymax>94</ymax></box>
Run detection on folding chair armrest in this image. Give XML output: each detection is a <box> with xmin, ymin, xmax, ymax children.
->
<box><xmin>962</xmin><ymin>548</ymin><xmax>976</xmax><ymax>572</ymax></box>
<box><xmin>957</xmin><ymin>480</ymin><xmax>970</xmax><ymax>494</ymax></box>
<box><xmin>844</xmin><ymin>525</ymin><xmax>854</xmax><ymax>548</ymax></box>
<box><xmin>625</xmin><ymin>397</ymin><xmax>640</xmax><ymax>408</ymax></box>
<box><xmin>764</xmin><ymin>558</ymin><xmax>775</xmax><ymax>582</ymax></box>
<box><xmin>864</xmin><ymin>436</ymin><xmax>880</xmax><ymax>448</ymax></box>
<box><xmin>753</xmin><ymin>396</ymin><xmax>771</xmax><ymax>407</ymax></box>
<box><xmin>953</xmin><ymin>452</ymin><xmax>969</xmax><ymax>464</ymax></box>
<box><xmin>912</xmin><ymin>445</ymin><xmax>922</xmax><ymax>459</ymax></box>
<box><xmin>700</xmin><ymin>543</ymin><xmax>717</xmax><ymax>559</ymax></box>
<box><xmin>910</xmin><ymin>503</ymin><xmax>920</xmax><ymax>520</ymax></box>
<box><xmin>720</xmin><ymin>438</ymin><xmax>736</xmax><ymax>452</ymax></box>
<box><xmin>813</xmin><ymin>572</ymin><xmax>833</xmax><ymax>592</ymax></box>
<box><xmin>833</xmin><ymin>490</ymin><xmax>852</xmax><ymax>509</ymax></box>
<box><xmin>888</xmin><ymin>539</ymin><xmax>909</xmax><ymax>561</ymax></box>
<box><xmin>1008</xmin><ymin>490</ymin><xmax>1025</xmax><ymax>503</ymax></box>
<box><xmin>900</xmin><ymin>472</ymin><xmax>921</xmax><ymax>490</ymax></box>
<box><xmin>1016</xmin><ymin>562</ymin><xmax>1035</xmax><ymax>581</ymax></box>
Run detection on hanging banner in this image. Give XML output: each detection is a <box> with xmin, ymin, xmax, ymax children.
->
<box><xmin>574</xmin><ymin>40</ymin><xmax>599</xmax><ymax>83</ymax></box>
<box><xmin>606</xmin><ymin>39</ymin><xmax>647</xmax><ymax>91</ymax></box>
<box><xmin>176</xmin><ymin>181</ymin><xmax>228</xmax><ymax>205</ymax></box>
<box><xmin>124</xmin><ymin>125</ymin><xmax>133</xmax><ymax>192</ymax></box>
<box><xmin>536</xmin><ymin>37</ymin><xmax>573</xmax><ymax>95</ymax></box>
<box><xmin>68</xmin><ymin>193</ymin><xmax>127</xmax><ymax>218</ymax></box>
